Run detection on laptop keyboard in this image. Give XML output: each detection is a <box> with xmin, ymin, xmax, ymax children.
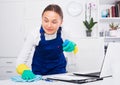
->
<box><xmin>73</xmin><ymin>72</ymin><xmax>100</xmax><ymax>77</ymax></box>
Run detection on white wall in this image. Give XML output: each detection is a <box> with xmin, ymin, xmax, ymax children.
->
<box><xmin>0</xmin><ymin>0</ymin><xmax>25</xmax><ymax>57</ymax></box>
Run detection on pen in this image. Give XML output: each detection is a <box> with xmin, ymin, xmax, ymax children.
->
<box><xmin>42</xmin><ymin>78</ymin><xmax>53</xmax><ymax>82</ymax></box>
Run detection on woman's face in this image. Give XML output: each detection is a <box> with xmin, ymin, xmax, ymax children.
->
<box><xmin>42</xmin><ymin>11</ymin><xmax>63</xmax><ymax>35</ymax></box>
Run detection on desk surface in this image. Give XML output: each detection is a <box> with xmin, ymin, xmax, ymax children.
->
<box><xmin>0</xmin><ymin>78</ymin><xmax>113</xmax><ymax>85</ymax></box>
<box><xmin>0</xmin><ymin>76</ymin><xmax>119</xmax><ymax>85</ymax></box>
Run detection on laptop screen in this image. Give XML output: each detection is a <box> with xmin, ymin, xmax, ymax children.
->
<box><xmin>66</xmin><ymin>37</ymin><xmax>105</xmax><ymax>74</ymax></box>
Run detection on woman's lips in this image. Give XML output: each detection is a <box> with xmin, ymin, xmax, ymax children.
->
<box><xmin>46</xmin><ymin>29</ymin><xmax>53</xmax><ymax>32</ymax></box>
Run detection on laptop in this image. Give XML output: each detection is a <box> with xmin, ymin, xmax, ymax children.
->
<box><xmin>73</xmin><ymin>38</ymin><xmax>112</xmax><ymax>78</ymax></box>
<box><xmin>44</xmin><ymin>38</ymin><xmax>112</xmax><ymax>84</ymax></box>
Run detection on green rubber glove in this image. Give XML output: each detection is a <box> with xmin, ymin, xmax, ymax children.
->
<box><xmin>22</xmin><ymin>70</ymin><xmax>35</xmax><ymax>80</ymax></box>
<box><xmin>62</xmin><ymin>39</ymin><xmax>76</xmax><ymax>52</ymax></box>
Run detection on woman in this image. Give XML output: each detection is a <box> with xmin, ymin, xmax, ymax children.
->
<box><xmin>16</xmin><ymin>4</ymin><xmax>78</xmax><ymax>80</ymax></box>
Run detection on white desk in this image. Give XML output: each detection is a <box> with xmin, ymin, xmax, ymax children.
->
<box><xmin>0</xmin><ymin>76</ymin><xmax>119</xmax><ymax>85</ymax></box>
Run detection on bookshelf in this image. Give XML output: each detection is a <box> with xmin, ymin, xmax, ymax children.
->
<box><xmin>99</xmin><ymin>17</ymin><xmax>120</xmax><ymax>22</ymax></box>
<box><xmin>98</xmin><ymin>0</ymin><xmax>120</xmax><ymax>39</ymax></box>
<box><xmin>99</xmin><ymin>0</ymin><xmax>120</xmax><ymax>20</ymax></box>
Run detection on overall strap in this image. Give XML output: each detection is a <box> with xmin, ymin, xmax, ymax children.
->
<box><xmin>40</xmin><ymin>26</ymin><xmax>45</xmax><ymax>41</ymax></box>
<box><xmin>57</xmin><ymin>27</ymin><xmax>62</xmax><ymax>38</ymax></box>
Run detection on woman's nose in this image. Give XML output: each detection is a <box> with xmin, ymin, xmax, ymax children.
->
<box><xmin>48</xmin><ymin>22</ymin><xmax>52</xmax><ymax>27</ymax></box>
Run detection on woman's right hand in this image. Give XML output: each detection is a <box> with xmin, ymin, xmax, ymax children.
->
<box><xmin>22</xmin><ymin>70</ymin><xmax>35</xmax><ymax>80</ymax></box>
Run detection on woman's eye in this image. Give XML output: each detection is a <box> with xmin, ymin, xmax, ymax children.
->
<box><xmin>44</xmin><ymin>20</ymin><xmax>48</xmax><ymax>23</ymax></box>
<box><xmin>43</xmin><ymin>18</ymin><xmax>48</xmax><ymax>22</ymax></box>
<box><xmin>52</xmin><ymin>21</ymin><xmax>57</xmax><ymax>24</ymax></box>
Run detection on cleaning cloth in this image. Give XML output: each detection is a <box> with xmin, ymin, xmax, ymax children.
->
<box><xmin>11</xmin><ymin>75</ymin><xmax>42</xmax><ymax>82</ymax></box>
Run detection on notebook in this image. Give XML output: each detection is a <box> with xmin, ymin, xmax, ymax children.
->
<box><xmin>44</xmin><ymin>73</ymin><xmax>103</xmax><ymax>84</ymax></box>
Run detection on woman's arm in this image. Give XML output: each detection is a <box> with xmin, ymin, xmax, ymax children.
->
<box><xmin>16</xmin><ymin>27</ymin><xmax>40</xmax><ymax>74</ymax></box>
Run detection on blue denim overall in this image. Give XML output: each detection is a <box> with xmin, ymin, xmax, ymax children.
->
<box><xmin>32</xmin><ymin>27</ymin><xmax>67</xmax><ymax>75</ymax></box>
